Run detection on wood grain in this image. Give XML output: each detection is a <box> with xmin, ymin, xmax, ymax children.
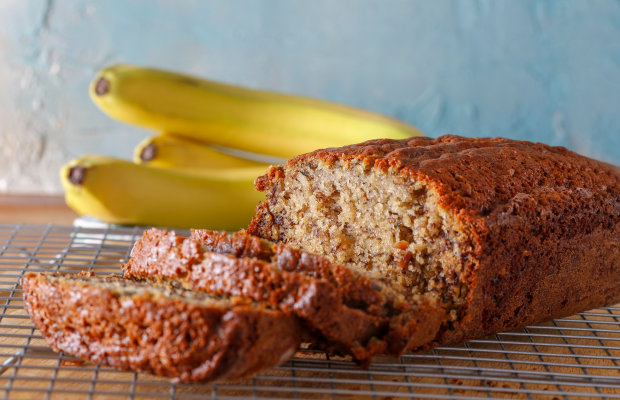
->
<box><xmin>0</xmin><ymin>195</ymin><xmax>78</xmax><ymax>226</ymax></box>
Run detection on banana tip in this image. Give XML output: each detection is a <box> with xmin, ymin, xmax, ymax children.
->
<box><xmin>68</xmin><ymin>166</ymin><xmax>86</xmax><ymax>185</ymax></box>
<box><xmin>140</xmin><ymin>143</ymin><xmax>157</xmax><ymax>161</ymax></box>
<box><xmin>94</xmin><ymin>77</ymin><xmax>110</xmax><ymax>96</ymax></box>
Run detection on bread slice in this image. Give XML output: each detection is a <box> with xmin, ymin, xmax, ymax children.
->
<box><xmin>22</xmin><ymin>272</ymin><xmax>301</xmax><ymax>383</ymax></box>
<box><xmin>123</xmin><ymin>228</ymin><xmax>443</xmax><ymax>364</ymax></box>
<box><xmin>248</xmin><ymin>134</ymin><xmax>620</xmax><ymax>346</ymax></box>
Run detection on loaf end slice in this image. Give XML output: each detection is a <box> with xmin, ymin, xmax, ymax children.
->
<box><xmin>22</xmin><ymin>272</ymin><xmax>301</xmax><ymax>383</ymax></box>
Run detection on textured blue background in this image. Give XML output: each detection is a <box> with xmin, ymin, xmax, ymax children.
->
<box><xmin>1</xmin><ymin>0</ymin><xmax>620</xmax><ymax>193</ymax></box>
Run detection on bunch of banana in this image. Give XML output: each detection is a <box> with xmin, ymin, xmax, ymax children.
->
<box><xmin>61</xmin><ymin>65</ymin><xmax>423</xmax><ymax>229</ymax></box>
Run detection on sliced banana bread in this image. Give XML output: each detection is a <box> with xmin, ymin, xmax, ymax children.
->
<box><xmin>123</xmin><ymin>228</ymin><xmax>443</xmax><ymax>363</ymax></box>
<box><xmin>248</xmin><ymin>134</ymin><xmax>620</xmax><ymax>346</ymax></box>
<box><xmin>22</xmin><ymin>272</ymin><xmax>301</xmax><ymax>383</ymax></box>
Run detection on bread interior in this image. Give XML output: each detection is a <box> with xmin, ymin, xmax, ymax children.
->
<box><xmin>264</xmin><ymin>160</ymin><xmax>466</xmax><ymax>310</ymax></box>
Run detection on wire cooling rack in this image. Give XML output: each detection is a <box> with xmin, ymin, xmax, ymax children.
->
<box><xmin>1</xmin><ymin>224</ymin><xmax>620</xmax><ymax>399</ymax></box>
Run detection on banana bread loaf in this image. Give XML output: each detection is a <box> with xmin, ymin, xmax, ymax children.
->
<box><xmin>248</xmin><ymin>134</ymin><xmax>620</xmax><ymax>346</ymax></box>
<box><xmin>22</xmin><ymin>272</ymin><xmax>301</xmax><ymax>383</ymax></box>
<box><xmin>123</xmin><ymin>228</ymin><xmax>443</xmax><ymax>363</ymax></box>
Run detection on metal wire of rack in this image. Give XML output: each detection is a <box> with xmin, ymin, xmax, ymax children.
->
<box><xmin>1</xmin><ymin>224</ymin><xmax>620</xmax><ymax>399</ymax></box>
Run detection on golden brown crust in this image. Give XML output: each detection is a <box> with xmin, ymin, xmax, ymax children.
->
<box><xmin>441</xmin><ymin>185</ymin><xmax>620</xmax><ymax>346</ymax></box>
<box><xmin>262</xmin><ymin>135</ymin><xmax>619</xmax><ymax>210</ymax></box>
<box><xmin>22</xmin><ymin>272</ymin><xmax>301</xmax><ymax>383</ymax></box>
<box><xmin>124</xmin><ymin>229</ymin><xmax>443</xmax><ymax>363</ymax></box>
<box><xmin>126</xmin><ymin>229</ymin><xmax>204</xmax><ymax>278</ymax></box>
<box><xmin>190</xmin><ymin>229</ymin><xmax>275</xmax><ymax>260</ymax></box>
<box><xmin>248</xmin><ymin>134</ymin><xmax>620</xmax><ymax>347</ymax></box>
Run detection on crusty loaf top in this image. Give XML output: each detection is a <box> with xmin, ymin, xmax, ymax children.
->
<box><xmin>257</xmin><ymin>135</ymin><xmax>620</xmax><ymax>217</ymax></box>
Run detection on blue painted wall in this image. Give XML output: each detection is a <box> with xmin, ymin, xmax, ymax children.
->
<box><xmin>1</xmin><ymin>0</ymin><xmax>620</xmax><ymax>193</ymax></box>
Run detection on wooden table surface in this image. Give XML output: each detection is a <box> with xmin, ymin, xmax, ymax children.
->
<box><xmin>0</xmin><ymin>195</ymin><xmax>78</xmax><ymax>226</ymax></box>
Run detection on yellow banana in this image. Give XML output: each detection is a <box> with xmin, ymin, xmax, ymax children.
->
<box><xmin>60</xmin><ymin>155</ymin><xmax>267</xmax><ymax>230</ymax></box>
<box><xmin>90</xmin><ymin>65</ymin><xmax>423</xmax><ymax>159</ymax></box>
<box><xmin>134</xmin><ymin>134</ymin><xmax>269</xmax><ymax>171</ymax></box>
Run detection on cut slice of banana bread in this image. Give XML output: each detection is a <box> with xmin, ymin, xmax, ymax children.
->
<box><xmin>248</xmin><ymin>134</ymin><xmax>620</xmax><ymax>346</ymax></box>
<box><xmin>123</xmin><ymin>228</ymin><xmax>443</xmax><ymax>363</ymax></box>
<box><xmin>22</xmin><ymin>272</ymin><xmax>301</xmax><ymax>383</ymax></box>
